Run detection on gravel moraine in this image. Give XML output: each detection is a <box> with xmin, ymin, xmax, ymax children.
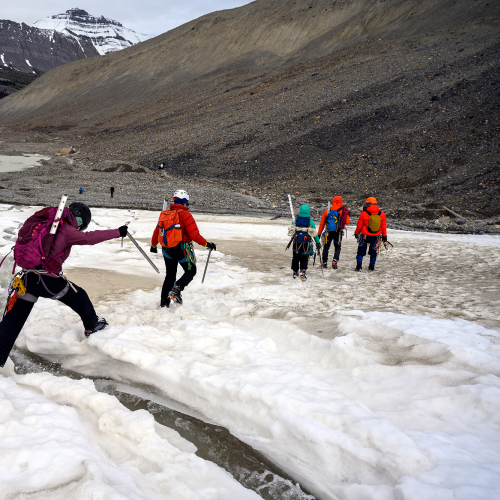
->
<box><xmin>0</xmin><ymin>144</ymin><xmax>499</xmax><ymax>236</ymax></box>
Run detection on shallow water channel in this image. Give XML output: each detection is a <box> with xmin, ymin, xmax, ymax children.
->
<box><xmin>11</xmin><ymin>348</ymin><xmax>316</xmax><ymax>500</ymax></box>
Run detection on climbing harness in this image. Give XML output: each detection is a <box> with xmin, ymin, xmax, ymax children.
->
<box><xmin>3</xmin><ymin>269</ymin><xmax>76</xmax><ymax>317</ymax></box>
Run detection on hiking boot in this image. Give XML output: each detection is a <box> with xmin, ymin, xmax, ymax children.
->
<box><xmin>160</xmin><ymin>300</ymin><xmax>170</xmax><ymax>308</ymax></box>
<box><xmin>85</xmin><ymin>317</ymin><xmax>108</xmax><ymax>337</ymax></box>
<box><xmin>332</xmin><ymin>260</ymin><xmax>338</xmax><ymax>270</ymax></box>
<box><xmin>168</xmin><ymin>284</ymin><xmax>183</xmax><ymax>305</ymax></box>
<box><xmin>368</xmin><ymin>264</ymin><xmax>375</xmax><ymax>271</ymax></box>
<box><xmin>293</xmin><ymin>272</ymin><xmax>298</xmax><ymax>279</ymax></box>
<box><xmin>300</xmin><ymin>270</ymin><xmax>307</xmax><ymax>281</ymax></box>
<box><xmin>320</xmin><ymin>262</ymin><xmax>328</xmax><ymax>268</ymax></box>
<box><xmin>355</xmin><ymin>263</ymin><xmax>362</xmax><ymax>272</ymax></box>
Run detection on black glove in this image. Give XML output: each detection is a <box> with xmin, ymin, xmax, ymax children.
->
<box><xmin>206</xmin><ymin>242</ymin><xmax>216</xmax><ymax>251</ymax></box>
<box><xmin>382</xmin><ymin>236</ymin><xmax>387</xmax><ymax>243</ymax></box>
<box><xmin>118</xmin><ymin>225</ymin><xmax>128</xmax><ymax>238</ymax></box>
<box><xmin>150</xmin><ymin>245</ymin><xmax>158</xmax><ymax>253</ymax></box>
<box><xmin>354</xmin><ymin>233</ymin><xmax>359</xmax><ymax>240</ymax></box>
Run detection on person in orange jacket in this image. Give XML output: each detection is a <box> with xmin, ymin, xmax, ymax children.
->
<box><xmin>150</xmin><ymin>189</ymin><xmax>216</xmax><ymax>307</ymax></box>
<box><xmin>317</xmin><ymin>196</ymin><xmax>350</xmax><ymax>269</ymax></box>
<box><xmin>354</xmin><ymin>197</ymin><xmax>387</xmax><ymax>271</ymax></box>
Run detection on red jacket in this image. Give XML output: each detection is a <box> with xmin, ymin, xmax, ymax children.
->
<box><xmin>355</xmin><ymin>205</ymin><xmax>387</xmax><ymax>237</ymax></box>
<box><xmin>151</xmin><ymin>204</ymin><xmax>207</xmax><ymax>247</ymax></box>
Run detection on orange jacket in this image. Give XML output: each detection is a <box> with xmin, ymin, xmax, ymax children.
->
<box><xmin>152</xmin><ymin>204</ymin><xmax>207</xmax><ymax>247</ymax></box>
<box><xmin>355</xmin><ymin>205</ymin><xmax>387</xmax><ymax>237</ymax></box>
<box><xmin>318</xmin><ymin>196</ymin><xmax>351</xmax><ymax>235</ymax></box>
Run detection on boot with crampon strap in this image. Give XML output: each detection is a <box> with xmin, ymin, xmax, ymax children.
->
<box><xmin>168</xmin><ymin>284</ymin><xmax>183</xmax><ymax>305</ymax></box>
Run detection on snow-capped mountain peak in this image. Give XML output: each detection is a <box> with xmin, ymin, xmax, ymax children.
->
<box><xmin>33</xmin><ymin>8</ymin><xmax>151</xmax><ymax>55</ymax></box>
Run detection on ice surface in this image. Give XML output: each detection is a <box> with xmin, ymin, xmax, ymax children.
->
<box><xmin>0</xmin><ymin>204</ymin><xmax>499</xmax><ymax>500</ymax></box>
<box><xmin>0</xmin><ymin>154</ymin><xmax>51</xmax><ymax>173</ymax></box>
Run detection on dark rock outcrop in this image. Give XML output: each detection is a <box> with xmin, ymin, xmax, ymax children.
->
<box><xmin>0</xmin><ymin>19</ymin><xmax>99</xmax><ymax>74</ymax></box>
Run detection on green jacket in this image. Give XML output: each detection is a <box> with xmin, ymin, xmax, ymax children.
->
<box><xmin>292</xmin><ymin>204</ymin><xmax>320</xmax><ymax>245</ymax></box>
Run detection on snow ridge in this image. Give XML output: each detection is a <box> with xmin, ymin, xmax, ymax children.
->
<box><xmin>33</xmin><ymin>8</ymin><xmax>151</xmax><ymax>55</ymax></box>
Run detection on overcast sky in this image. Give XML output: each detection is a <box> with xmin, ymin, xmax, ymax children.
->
<box><xmin>2</xmin><ymin>1</ymin><xmax>252</xmax><ymax>36</ymax></box>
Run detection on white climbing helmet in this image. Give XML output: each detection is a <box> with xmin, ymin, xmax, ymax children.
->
<box><xmin>173</xmin><ymin>189</ymin><xmax>189</xmax><ymax>201</ymax></box>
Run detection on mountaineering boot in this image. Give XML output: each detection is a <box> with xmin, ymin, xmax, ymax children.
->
<box><xmin>293</xmin><ymin>272</ymin><xmax>298</xmax><ymax>279</ymax></box>
<box><xmin>160</xmin><ymin>300</ymin><xmax>170</xmax><ymax>308</ymax></box>
<box><xmin>168</xmin><ymin>284</ymin><xmax>183</xmax><ymax>305</ymax></box>
<box><xmin>300</xmin><ymin>270</ymin><xmax>307</xmax><ymax>281</ymax></box>
<box><xmin>332</xmin><ymin>260</ymin><xmax>338</xmax><ymax>270</ymax></box>
<box><xmin>368</xmin><ymin>263</ymin><xmax>375</xmax><ymax>271</ymax></box>
<box><xmin>355</xmin><ymin>263</ymin><xmax>362</xmax><ymax>272</ymax></box>
<box><xmin>85</xmin><ymin>317</ymin><xmax>108</xmax><ymax>337</ymax></box>
<box><xmin>320</xmin><ymin>262</ymin><xmax>327</xmax><ymax>268</ymax></box>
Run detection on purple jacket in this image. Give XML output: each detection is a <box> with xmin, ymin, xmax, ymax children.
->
<box><xmin>45</xmin><ymin>216</ymin><xmax>119</xmax><ymax>274</ymax></box>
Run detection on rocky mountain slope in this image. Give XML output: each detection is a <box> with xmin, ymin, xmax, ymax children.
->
<box><xmin>0</xmin><ymin>0</ymin><xmax>499</xmax><ymax>216</ymax></box>
<box><xmin>0</xmin><ymin>19</ymin><xmax>98</xmax><ymax>75</ymax></box>
<box><xmin>33</xmin><ymin>8</ymin><xmax>151</xmax><ymax>56</ymax></box>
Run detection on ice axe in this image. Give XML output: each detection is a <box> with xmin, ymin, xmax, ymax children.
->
<box><xmin>125</xmin><ymin>230</ymin><xmax>160</xmax><ymax>273</ymax></box>
<box><xmin>201</xmin><ymin>248</ymin><xmax>212</xmax><ymax>284</ymax></box>
<box><xmin>121</xmin><ymin>221</ymin><xmax>130</xmax><ymax>248</ymax></box>
<box><xmin>42</xmin><ymin>193</ymin><xmax>68</xmax><ymax>257</ymax></box>
<box><xmin>316</xmin><ymin>243</ymin><xmax>323</xmax><ymax>274</ymax></box>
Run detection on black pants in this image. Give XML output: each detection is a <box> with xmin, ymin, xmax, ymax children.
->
<box><xmin>110</xmin><ymin>192</ymin><xmax>114</xmax><ymax>198</ymax></box>
<box><xmin>161</xmin><ymin>243</ymin><xmax>197</xmax><ymax>304</ymax></box>
<box><xmin>291</xmin><ymin>242</ymin><xmax>310</xmax><ymax>272</ymax></box>
<box><xmin>357</xmin><ymin>235</ymin><xmax>379</xmax><ymax>263</ymax></box>
<box><xmin>0</xmin><ymin>273</ymin><xmax>98</xmax><ymax>367</ymax></box>
<box><xmin>322</xmin><ymin>230</ymin><xmax>342</xmax><ymax>263</ymax></box>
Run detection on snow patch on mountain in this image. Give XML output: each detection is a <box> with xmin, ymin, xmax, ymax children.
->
<box><xmin>33</xmin><ymin>8</ymin><xmax>151</xmax><ymax>56</ymax></box>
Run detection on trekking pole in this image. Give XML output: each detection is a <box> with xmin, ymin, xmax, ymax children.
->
<box><xmin>126</xmin><ymin>231</ymin><xmax>160</xmax><ymax>273</ymax></box>
<box><xmin>201</xmin><ymin>248</ymin><xmax>212</xmax><ymax>284</ymax></box>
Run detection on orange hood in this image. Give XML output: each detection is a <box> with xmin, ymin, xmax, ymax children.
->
<box><xmin>330</xmin><ymin>196</ymin><xmax>343</xmax><ymax>211</ymax></box>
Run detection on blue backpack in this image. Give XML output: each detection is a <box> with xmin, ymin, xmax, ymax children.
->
<box><xmin>326</xmin><ymin>209</ymin><xmax>340</xmax><ymax>232</ymax></box>
<box><xmin>294</xmin><ymin>216</ymin><xmax>311</xmax><ymax>244</ymax></box>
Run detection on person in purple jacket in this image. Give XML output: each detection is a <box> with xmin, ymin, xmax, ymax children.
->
<box><xmin>0</xmin><ymin>202</ymin><xmax>128</xmax><ymax>368</ymax></box>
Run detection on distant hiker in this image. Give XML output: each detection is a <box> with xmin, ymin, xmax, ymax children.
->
<box><xmin>286</xmin><ymin>204</ymin><xmax>320</xmax><ymax>281</ymax></box>
<box><xmin>354</xmin><ymin>197</ymin><xmax>387</xmax><ymax>272</ymax></box>
<box><xmin>110</xmin><ymin>186</ymin><xmax>115</xmax><ymax>198</ymax></box>
<box><xmin>317</xmin><ymin>196</ymin><xmax>350</xmax><ymax>269</ymax></box>
<box><xmin>150</xmin><ymin>189</ymin><xmax>216</xmax><ymax>307</ymax></box>
<box><xmin>79</xmin><ymin>187</ymin><xmax>83</xmax><ymax>194</ymax></box>
<box><xmin>0</xmin><ymin>202</ymin><xmax>128</xmax><ymax>369</ymax></box>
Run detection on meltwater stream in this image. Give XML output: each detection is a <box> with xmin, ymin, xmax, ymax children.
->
<box><xmin>11</xmin><ymin>349</ymin><xmax>316</xmax><ymax>500</ymax></box>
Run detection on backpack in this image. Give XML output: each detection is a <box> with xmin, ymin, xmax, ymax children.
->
<box><xmin>326</xmin><ymin>209</ymin><xmax>340</xmax><ymax>232</ymax></box>
<box><xmin>157</xmin><ymin>210</ymin><xmax>183</xmax><ymax>248</ymax></box>
<box><xmin>366</xmin><ymin>209</ymin><xmax>382</xmax><ymax>234</ymax></box>
<box><xmin>13</xmin><ymin>207</ymin><xmax>71</xmax><ymax>270</ymax></box>
<box><xmin>339</xmin><ymin>206</ymin><xmax>350</xmax><ymax>230</ymax></box>
<box><xmin>294</xmin><ymin>216</ymin><xmax>311</xmax><ymax>244</ymax></box>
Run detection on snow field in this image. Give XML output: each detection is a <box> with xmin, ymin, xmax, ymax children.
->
<box><xmin>1</xmin><ymin>204</ymin><xmax>500</xmax><ymax>499</ymax></box>
<box><xmin>0</xmin><ymin>371</ymin><xmax>260</xmax><ymax>499</ymax></box>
